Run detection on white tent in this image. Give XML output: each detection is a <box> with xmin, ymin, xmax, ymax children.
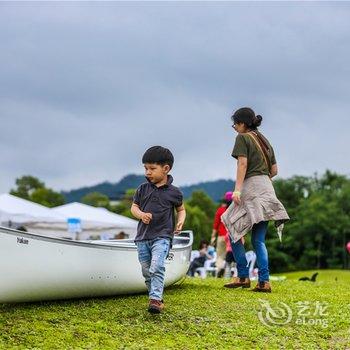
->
<box><xmin>0</xmin><ymin>193</ymin><xmax>67</xmax><ymax>237</ymax></box>
<box><xmin>0</xmin><ymin>194</ymin><xmax>138</xmax><ymax>240</ymax></box>
<box><xmin>52</xmin><ymin>202</ymin><xmax>138</xmax><ymax>239</ymax></box>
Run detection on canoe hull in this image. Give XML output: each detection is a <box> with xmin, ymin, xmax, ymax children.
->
<box><xmin>0</xmin><ymin>227</ymin><xmax>193</xmax><ymax>303</ymax></box>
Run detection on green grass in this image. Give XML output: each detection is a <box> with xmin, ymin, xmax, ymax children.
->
<box><xmin>1</xmin><ymin>270</ymin><xmax>350</xmax><ymax>349</ymax></box>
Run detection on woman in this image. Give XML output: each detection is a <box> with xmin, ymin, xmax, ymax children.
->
<box><xmin>221</xmin><ymin>107</ymin><xmax>289</xmax><ymax>293</ymax></box>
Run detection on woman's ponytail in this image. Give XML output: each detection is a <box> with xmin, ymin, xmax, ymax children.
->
<box><xmin>252</xmin><ymin>114</ymin><xmax>263</xmax><ymax>129</ymax></box>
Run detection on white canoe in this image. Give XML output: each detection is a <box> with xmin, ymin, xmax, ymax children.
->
<box><xmin>0</xmin><ymin>226</ymin><xmax>193</xmax><ymax>303</ymax></box>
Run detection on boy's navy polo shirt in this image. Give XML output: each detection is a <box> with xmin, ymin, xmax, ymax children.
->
<box><xmin>133</xmin><ymin>175</ymin><xmax>183</xmax><ymax>241</ymax></box>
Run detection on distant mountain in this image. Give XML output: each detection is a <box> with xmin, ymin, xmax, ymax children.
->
<box><xmin>61</xmin><ymin>174</ymin><xmax>234</xmax><ymax>203</ymax></box>
<box><xmin>181</xmin><ymin>179</ymin><xmax>235</xmax><ymax>202</ymax></box>
<box><xmin>61</xmin><ymin>174</ymin><xmax>145</xmax><ymax>203</ymax></box>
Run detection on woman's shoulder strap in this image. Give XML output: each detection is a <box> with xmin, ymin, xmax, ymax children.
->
<box><xmin>246</xmin><ymin>131</ymin><xmax>272</xmax><ymax>174</ymax></box>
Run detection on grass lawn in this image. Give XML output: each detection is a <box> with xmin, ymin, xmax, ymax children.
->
<box><xmin>1</xmin><ymin>270</ymin><xmax>349</xmax><ymax>349</ymax></box>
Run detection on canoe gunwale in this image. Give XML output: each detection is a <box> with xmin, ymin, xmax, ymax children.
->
<box><xmin>0</xmin><ymin>226</ymin><xmax>193</xmax><ymax>252</ymax></box>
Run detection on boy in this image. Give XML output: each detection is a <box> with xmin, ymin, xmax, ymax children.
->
<box><xmin>131</xmin><ymin>146</ymin><xmax>186</xmax><ymax>314</ymax></box>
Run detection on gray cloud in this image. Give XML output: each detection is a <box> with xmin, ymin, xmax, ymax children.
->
<box><xmin>1</xmin><ymin>2</ymin><xmax>350</xmax><ymax>193</ymax></box>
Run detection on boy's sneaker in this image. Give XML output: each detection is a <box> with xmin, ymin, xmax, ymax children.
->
<box><xmin>148</xmin><ymin>299</ymin><xmax>164</xmax><ymax>314</ymax></box>
<box><xmin>251</xmin><ymin>281</ymin><xmax>272</xmax><ymax>293</ymax></box>
<box><xmin>224</xmin><ymin>277</ymin><xmax>251</xmax><ymax>289</ymax></box>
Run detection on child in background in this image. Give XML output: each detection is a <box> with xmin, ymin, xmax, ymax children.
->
<box><xmin>188</xmin><ymin>240</ymin><xmax>213</xmax><ymax>277</ymax></box>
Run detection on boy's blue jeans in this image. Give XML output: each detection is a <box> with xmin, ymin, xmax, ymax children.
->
<box><xmin>231</xmin><ymin>221</ymin><xmax>269</xmax><ymax>282</ymax></box>
<box><xmin>136</xmin><ymin>238</ymin><xmax>171</xmax><ymax>301</ymax></box>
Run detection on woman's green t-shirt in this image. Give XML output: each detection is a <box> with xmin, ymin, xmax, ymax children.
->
<box><xmin>231</xmin><ymin>132</ymin><xmax>276</xmax><ymax>179</ymax></box>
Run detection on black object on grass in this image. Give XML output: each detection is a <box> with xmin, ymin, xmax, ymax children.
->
<box><xmin>299</xmin><ymin>272</ymin><xmax>318</xmax><ymax>282</ymax></box>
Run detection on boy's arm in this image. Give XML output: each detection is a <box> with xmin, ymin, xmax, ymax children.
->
<box><xmin>174</xmin><ymin>204</ymin><xmax>186</xmax><ymax>234</ymax></box>
<box><xmin>131</xmin><ymin>203</ymin><xmax>152</xmax><ymax>224</ymax></box>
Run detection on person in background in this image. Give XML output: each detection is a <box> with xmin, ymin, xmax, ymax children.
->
<box><xmin>188</xmin><ymin>240</ymin><xmax>213</xmax><ymax>277</ymax></box>
<box><xmin>224</xmin><ymin>232</ymin><xmax>235</xmax><ymax>278</ymax></box>
<box><xmin>211</xmin><ymin>191</ymin><xmax>232</xmax><ymax>278</ymax></box>
<box><xmin>114</xmin><ymin>231</ymin><xmax>128</xmax><ymax>240</ymax></box>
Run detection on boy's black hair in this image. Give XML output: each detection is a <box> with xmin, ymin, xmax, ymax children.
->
<box><xmin>142</xmin><ymin>146</ymin><xmax>174</xmax><ymax>169</ymax></box>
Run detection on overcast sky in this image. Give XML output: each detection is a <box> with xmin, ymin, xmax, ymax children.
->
<box><xmin>1</xmin><ymin>2</ymin><xmax>349</xmax><ymax>193</ymax></box>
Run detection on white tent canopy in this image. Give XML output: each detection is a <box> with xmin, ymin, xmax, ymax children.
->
<box><xmin>0</xmin><ymin>193</ymin><xmax>68</xmax><ymax>237</ymax></box>
<box><xmin>0</xmin><ymin>193</ymin><xmax>66</xmax><ymax>225</ymax></box>
<box><xmin>0</xmin><ymin>194</ymin><xmax>137</xmax><ymax>239</ymax></box>
<box><xmin>52</xmin><ymin>202</ymin><xmax>138</xmax><ymax>239</ymax></box>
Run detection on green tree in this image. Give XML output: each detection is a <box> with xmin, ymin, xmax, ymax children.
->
<box><xmin>10</xmin><ymin>175</ymin><xmax>45</xmax><ymax>200</ymax></box>
<box><xmin>31</xmin><ymin>188</ymin><xmax>65</xmax><ymax>208</ymax></box>
<box><xmin>292</xmin><ymin>192</ymin><xmax>343</xmax><ymax>269</ymax></box>
<box><xmin>318</xmin><ymin>170</ymin><xmax>348</xmax><ymax>192</ymax></box>
<box><xmin>185</xmin><ymin>190</ymin><xmax>217</xmax><ymax>247</ymax></box>
<box><xmin>273</xmin><ymin>175</ymin><xmax>314</xmax><ymax>216</ymax></box>
<box><xmin>10</xmin><ymin>175</ymin><xmax>65</xmax><ymax>208</ymax></box>
<box><xmin>183</xmin><ymin>204</ymin><xmax>210</xmax><ymax>248</ymax></box>
<box><xmin>337</xmin><ymin>182</ymin><xmax>350</xmax><ymax>269</ymax></box>
<box><xmin>268</xmin><ymin>171</ymin><xmax>350</xmax><ymax>272</ymax></box>
<box><xmin>110</xmin><ymin>189</ymin><xmax>136</xmax><ymax>219</ymax></box>
<box><xmin>186</xmin><ymin>190</ymin><xmax>217</xmax><ymax>218</ymax></box>
<box><xmin>81</xmin><ymin>192</ymin><xmax>110</xmax><ymax>209</ymax></box>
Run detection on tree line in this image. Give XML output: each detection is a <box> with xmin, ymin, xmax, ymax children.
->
<box><xmin>10</xmin><ymin>170</ymin><xmax>350</xmax><ymax>272</ymax></box>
